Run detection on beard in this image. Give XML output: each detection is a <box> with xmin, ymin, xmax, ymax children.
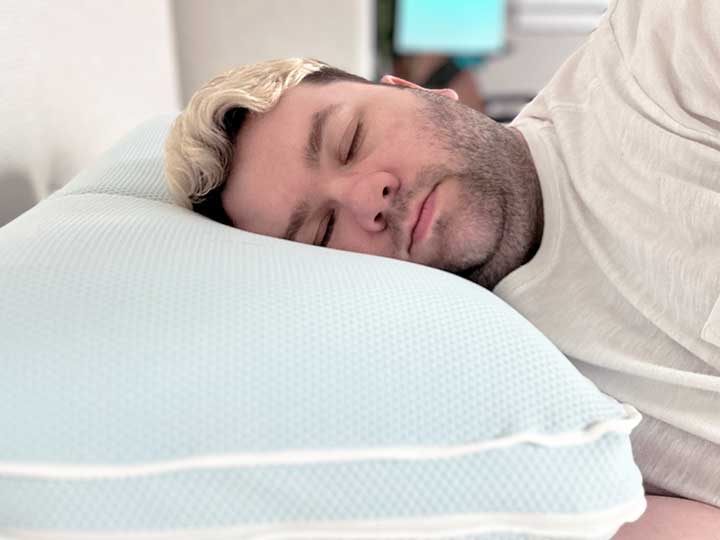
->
<box><xmin>405</xmin><ymin>89</ymin><xmax>543</xmax><ymax>289</ymax></box>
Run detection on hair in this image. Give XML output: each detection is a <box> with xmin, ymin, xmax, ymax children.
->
<box><xmin>164</xmin><ymin>58</ymin><xmax>368</xmax><ymax>217</ymax></box>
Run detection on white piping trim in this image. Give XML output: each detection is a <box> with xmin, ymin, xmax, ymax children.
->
<box><xmin>0</xmin><ymin>496</ymin><xmax>647</xmax><ymax>540</ymax></box>
<box><xmin>0</xmin><ymin>405</ymin><xmax>641</xmax><ymax>481</ymax></box>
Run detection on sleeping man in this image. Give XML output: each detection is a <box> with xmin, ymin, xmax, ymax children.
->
<box><xmin>164</xmin><ymin>0</ymin><xmax>719</xmax><ymax>535</ymax></box>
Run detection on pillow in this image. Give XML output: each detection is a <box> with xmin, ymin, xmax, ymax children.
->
<box><xmin>0</xmin><ymin>115</ymin><xmax>646</xmax><ymax>540</ymax></box>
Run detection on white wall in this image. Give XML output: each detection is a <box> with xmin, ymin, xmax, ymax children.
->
<box><xmin>0</xmin><ymin>0</ymin><xmax>375</xmax><ymax>226</ymax></box>
<box><xmin>172</xmin><ymin>0</ymin><xmax>375</xmax><ymax>104</ymax></box>
<box><xmin>475</xmin><ymin>0</ymin><xmax>607</xmax><ymax>117</ymax></box>
<box><xmin>477</xmin><ymin>32</ymin><xmax>587</xmax><ymax>97</ymax></box>
<box><xmin>0</xmin><ymin>0</ymin><xmax>180</xmax><ymax>226</ymax></box>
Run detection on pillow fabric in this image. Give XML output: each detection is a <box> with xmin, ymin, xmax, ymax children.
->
<box><xmin>0</xmin><ymin>116</ymin><xmax>646</xmax><ymax>539</ymax></box>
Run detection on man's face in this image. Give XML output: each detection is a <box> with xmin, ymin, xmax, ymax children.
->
<box><xmin>222</xmin><ymin>79</ymin><xmax>512</xmax><ymax>277</ymax></box>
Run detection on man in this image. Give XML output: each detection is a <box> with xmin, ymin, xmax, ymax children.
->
<box><xmin>165</xmin><ymin>0</ymin><xmax>720</xmax><ymax>535</ymax></box>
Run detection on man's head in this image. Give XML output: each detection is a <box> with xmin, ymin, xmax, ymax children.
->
<box><xmin>165</xmin><ymin>58</ymin><xmax>542</xmax><ymax>288</ymax></box>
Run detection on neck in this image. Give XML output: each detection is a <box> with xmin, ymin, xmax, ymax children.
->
<box><xmin>510</xmin><ymin>127</ymin><xmax>544</xmax><ymax>265</ymax></box>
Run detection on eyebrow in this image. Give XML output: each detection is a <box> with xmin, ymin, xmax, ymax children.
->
<box><xmin>284</xmin><ymin>104</ymin><xmax>340</xmax><ymax>242</ymax></box>
<box><xmin>305</xmin><ymin>103</ymin><xmax>341</xmax><ymax>167</ymax></box>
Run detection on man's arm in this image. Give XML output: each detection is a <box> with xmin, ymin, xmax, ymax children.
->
<box><xmin>613</xmin><ymin>495</ymin><xmax>720</xmax><ymax>540</ymax></box>
<box><xmin>609</xmin><ymin>0</ymin><xmax>720</xmax><ymax>134</ymax></box>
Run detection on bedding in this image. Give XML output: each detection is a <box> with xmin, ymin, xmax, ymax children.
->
<box><xmin>0</xmin><ymin>115</ymin><xmax>646</xmax><ymax>539</ymax></box>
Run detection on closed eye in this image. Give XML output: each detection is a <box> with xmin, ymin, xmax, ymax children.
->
<box><xmin>319</xmin><ymin>211</ymin><xmax>335</xmax><ymax>247</ymax></box>
<box><xmin>344</xmin><ymin>120</ymin><xmax>364</xmax><ymax>164</ymax></box>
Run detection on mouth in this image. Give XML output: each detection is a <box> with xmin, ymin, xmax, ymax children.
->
<box><xmin>408</xmin><ymin>184</ymin><xmax>438</xmax><ymax>255</ymax></box>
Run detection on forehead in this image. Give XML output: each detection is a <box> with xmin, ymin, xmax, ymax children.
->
<box><xmin>224</xmin><ymin>83</ymin><xmax>339</xmax><ymax>232</ymax></box>
<box><xmin>235</xmin><ymin>80</ymin><xmax>380</xmax><ymax>162</ymax></box>
<box><xmin>222</xmin><ymin>81</ymin><xmax>399</xmax><ymax>235</ymax></box>
<box><xmin>235</xmin><ymin>82</ymin><xmax>344</xmax><ymax>178</ymax></box>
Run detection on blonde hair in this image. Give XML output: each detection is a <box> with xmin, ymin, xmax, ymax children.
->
<box><xmin>164</xmin><ymin>58</ymin><xmax>327</xmax><ymax>209</ymax></box>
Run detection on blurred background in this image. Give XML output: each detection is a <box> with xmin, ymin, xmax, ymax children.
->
<box><xmin>0</xmin><ymin>0</ymin><xmax>608</xmax><ymax>227</ymax></box>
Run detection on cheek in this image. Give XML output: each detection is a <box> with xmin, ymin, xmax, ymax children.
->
<box><xmin>373</xmin><ymin>132</ymin><xmax>429</xmax><ymax>181</ymax></box>
<box><xmin>375</xmin><ymin>104</ymin><xmax>422</xmax><ymax>149</ymax></box>
<box><xmin>365</xmin><ymin>99</ymin><xmax>431</xmax><ymax>172</ymax></box>
<box><xmin>331</xmin><ymin>214</ymin><xmax>395</xmax><ymax>257</ymax></box>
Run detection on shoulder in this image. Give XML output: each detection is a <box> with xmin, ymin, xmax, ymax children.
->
<box><xmin>608</xmin><ymin>0</ymin><xmax>720</xmax><ymax>67</ymax></box>
<box><xmin>607</xmin><ymin>0</ymin><xmax>720</xmax><ymax>134</ymax></box>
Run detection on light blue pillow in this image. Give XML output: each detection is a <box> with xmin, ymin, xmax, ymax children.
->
<box><xmin>0</xmin><ymin>116</ymin><xmax>646</xmax><ymax>540</ymax></box>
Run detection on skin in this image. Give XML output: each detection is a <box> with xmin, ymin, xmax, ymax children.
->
<box><xmin>222</xmin><ymin>75</ymin><xmax>543</xmax><ymax>290</ymax></box>
<box><xmin>613</xmin><ymin>495</ymin><xmax>720</xmax><ymax>540</ymax></box>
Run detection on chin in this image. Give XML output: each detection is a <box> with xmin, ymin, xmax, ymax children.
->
<box><xmin>435</xmin><ymin>226</ymin><xmax>494</xmax><ymax>274</ymax></box>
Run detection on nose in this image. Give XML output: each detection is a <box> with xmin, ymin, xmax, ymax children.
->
<box><xmin>339</xmin><ymin>171</ymin><xmax>399</xmax><ymax>232</ymax></box>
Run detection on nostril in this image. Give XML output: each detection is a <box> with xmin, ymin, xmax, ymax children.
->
<box><xmin>374</xmin><ymin>212</ymin><xmax>383</xmax><ymax>223</ymax></box>
<box><xmin>382</xmin><ymin>187</ymin><xmax>389</xmax><ymax>197</ymax></box>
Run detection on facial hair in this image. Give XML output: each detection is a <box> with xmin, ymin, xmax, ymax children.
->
<box><xmin>408</xmin><ymin>90</ymin><xmax>544</xmax><ymax>290</ymax></box>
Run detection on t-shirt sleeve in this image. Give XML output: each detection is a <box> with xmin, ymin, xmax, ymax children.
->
<box><xmin>608</xmin><ymin>0</ymin><xmax>720</xmax><ymax>134</ymax></box>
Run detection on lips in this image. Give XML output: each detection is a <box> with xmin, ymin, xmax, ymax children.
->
<box><xmin>408</xmin><ymin>185</ymin><xmax>438</xmax><ymax>255</ymax></box>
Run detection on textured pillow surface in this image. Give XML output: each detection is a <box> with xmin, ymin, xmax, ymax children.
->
<box><xmin>0</xmin><ymin>116</ymin><xmax>645</xmax><ymax>539</ymax></box>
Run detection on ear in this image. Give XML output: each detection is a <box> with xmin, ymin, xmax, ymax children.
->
<box><xmin>380</xmin><ymin>74</ymin><xmax>459</xmax><ymax>101</ymax></box>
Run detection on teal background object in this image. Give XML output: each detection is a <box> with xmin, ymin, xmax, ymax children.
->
<box><xmin>395</xmin><ymin>0</ymin><xmax>506</xmax><ymax>55</ymax></box>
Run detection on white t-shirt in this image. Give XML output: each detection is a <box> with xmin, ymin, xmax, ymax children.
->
<box><xmin>495</xmin><ymin>0</ymin><xmax>720</xmax><ymax>506</ymax></box>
